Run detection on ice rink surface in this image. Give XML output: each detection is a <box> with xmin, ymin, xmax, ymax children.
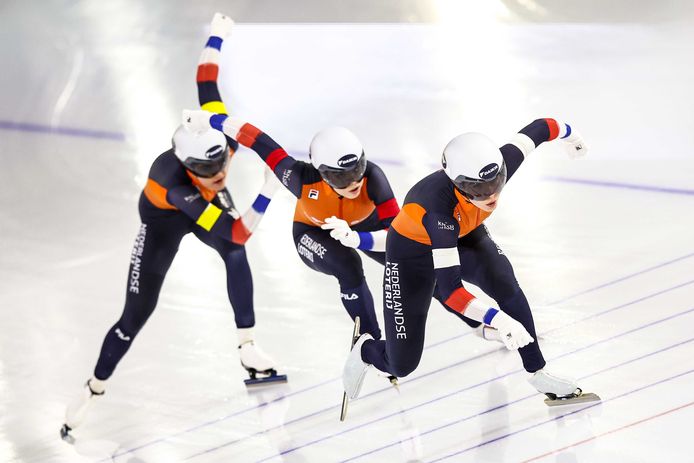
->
<box><xmin>1</xmin><ymin>1</ymin><xmax>694</xmax><ymax>462</ymax></box>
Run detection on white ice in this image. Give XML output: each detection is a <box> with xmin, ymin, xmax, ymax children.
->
<box><xmin>1</xmin><ymin>2</ymin><xmax>694</xmax><ymax>462</ymax></box>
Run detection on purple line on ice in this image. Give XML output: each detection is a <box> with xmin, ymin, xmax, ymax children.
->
<box><xmin>341</xmin><ymin>313</ymin><xmax>694</xmax><ymax>462</ymax></box>
<box><xmin>428</xmin><ymin>366</ymin><xmax>694</xmax><ymax>462</ymax></box>
<box><xmin>257</xmin><ymin>305</ymin><xmax>694</xmax><ymax>463</ymax></box>
<box><xmin>198</xmin><ymin>280</ymin><xmax>694</xmax><ymax>461</ymax></box>
<box><xmin>0</xmin><ymin>119</ymin><xmax>126</xmax><ymax>141</ymax></box>
<box><xmin>542</xmin><ymin>175</ymin><xmax>694</xmax><ymax>196</ymax></box>
<box><xmin>547</xmin><ymin>251</ymin><xmax>694</xmax><ymax>305</ymax></box>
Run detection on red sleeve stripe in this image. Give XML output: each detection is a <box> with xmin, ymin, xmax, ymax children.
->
<box><xmin>377</xmin><ymin>198</ymin><xmax>400</xmax><ymax>220</ymax></box>
<box><xmin>444</xmin><ymin>287</ymin><xmax>475</xmax><ymax>314</ymax></box>
<box><xmin>196</xmin><ymin>63</ymin><xmax>219</xmax><ymax>83</ymax></box>
<box><xmin>231</xmin><ymin>220</ymin><xmax>251</xmax><ymax>245</ymax></box>
<box><xmin>237</xmin><ymin>123</ymin><xmax>262</xmax><ymax>148</ymax></box>
<box><xmin>545</xmin><ymin>118</ymin><xmax>560</xmax><ymax>141</ymax></box>
<box><xmin>266</xmin><ymin>148</ymin><xmax>289</xmax><ymax>170</ymax></box>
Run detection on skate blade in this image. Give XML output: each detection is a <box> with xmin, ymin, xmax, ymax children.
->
<box><xmin>244</xmin><ymin>374</ymin><xmax>288</xmax><ymax>387</ymax></box>
<box><xmin>60</xmin><ymin>424</ymin><xmax>75</xmax><ymax>444</ymax></box>
<box><xmin>340</xmin><ymin>317</ymin><xmax>361</xmax><ymax>422</ymax></box>
<box><xmin>340</xmin><ymin>391</ymin><xmax>349</xmax><ymax>421</ymax></box>
<box><xmin>544</xmin><ymin>392</ymin><xmax>601</xmax><ymax>407</ymax></box>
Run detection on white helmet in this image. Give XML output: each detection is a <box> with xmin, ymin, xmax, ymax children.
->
<box><xmin>309</xmin><ymin>126</ymin><xmax>367</xmax><ymax>189</ymax></box>
<box><xmin>172</xmin><ymin>124</ymin><xmax>229</xmax><ymax>178</ymax></box>
<box><xmin>442</xmin><ymin>132</ymin><xmax>507</xmax><ymax>200</ymax></box>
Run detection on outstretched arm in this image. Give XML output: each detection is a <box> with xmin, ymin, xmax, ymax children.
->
<box><xmin>502</xmin><ymin>118</ymin><xmax>588</xmax><ymax>179</ymax></box>
<box><xmin>163</xmin><ymin>168</ymin><xmax>279</xmax><ymax>246</ymax></box>
<box><xmin>183</xmin><ymin>109</ymin><xmax>306</xmax><ymax>198</ymax></box>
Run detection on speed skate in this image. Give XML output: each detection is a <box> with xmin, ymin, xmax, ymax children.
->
<box><xmin>243</xmin><ymin>367</ymin><xmax>288</xmax><ymax>387</ymax></box>
<box><xmin>340</xmin><ymin>316</ymin><xmax>362</xmax><ymax>421</ymax></box>
<box><xmin>238</xmin><ymin>328</ymin><xmax>288</xmax><ymax>387</ymax></box>
<box><xmin>543</xmin><ymin>389</ymin><xmax>601</xmax><ymax>407</ymax></box>
<box><xmin>528</xmin><ymin>369</ymin><xmax>601</xmax><ymax>406</ymax></box>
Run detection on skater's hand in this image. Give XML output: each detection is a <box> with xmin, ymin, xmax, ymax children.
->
<box><xmin>259</xmin><ymin>166</ymin><xmax>283</xmax><ymax>198</ymax></box>
<box><xmin>488</xmin><ymin>310</ymin><xmax>534</xmax><ymax>350</ymax></box>
<box><xmin>321</xmin><ymin>216</ymin><xmax>360</xmax><ymax>248</ymax></box>
<box><xmin>560</xmin><ymin>126</ymin><xmax>588</xmax><ymax>159</ymax></box>
<box><xmin>182</xmin><ymin>109</ymin><xmax>213</xmax><ymax>133</ymax></box>
<box><xmin>210</xmin><ymin>12</ymin><xmax>234</xmax><ymax>38</ymax></box>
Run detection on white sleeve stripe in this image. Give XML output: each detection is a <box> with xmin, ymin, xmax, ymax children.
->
<box><xmin>510</xmin><ymin>133</ymin><xmax>536</xmax><ymax>158</ymax></box>
<box><xmin>463</xmin><ymin>298</ymin><xmax>489</xmax><ymax>322</ymax></box>
<box><xmin>432</xmin><ymin>247</ymin><xmax>460</xmax><ymax>269</ymax></box>
<box><xmin>240</xmin><ymin>208</ymin><xmax>262</xmax><ymax>233</ymax></box>
<box><xmin>370</xmin><ymin>229</ymin><xmax>387</xmax><ymax>252</ymax></box>
<box><xmin>556</xmin><ymin>119</ymin><xmax>568</xmax><ymax>138</ymax></box>
<box><xmin>197</xmin><ymin>48</ymin><xmax>221</xmax><ymax>65</ymax></box>
<box><xmin>222</xmin><ymin>117</ymin><xmax>245</xmax><ymax>140</ymax></box>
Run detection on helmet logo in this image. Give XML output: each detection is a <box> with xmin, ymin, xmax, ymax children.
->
<box><xmin>205</xmin><ymin>145</ymin><xmax>224</xmax><ymax>159</ymax></box>
<box><xmin>441</xmin><ymin>152</ymin><xmax>447</xmax><ymax>168</ymax></box>
<box><xmin>479</xmin><ymin>163</ymin><xmax>499</xmax><ymax>180</ymax></box>
<box><xmin>337</xmin><ymin>154</ymin><xmax>358</xmax><ymax>168</ymax></box>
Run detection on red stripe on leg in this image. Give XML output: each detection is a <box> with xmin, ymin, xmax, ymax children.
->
<box><xmin>231</xmin><ymin>220</ymin><xmax>251</xmax><ymax>245</ymax></box>
<box><xmin>266</xmin><ymin>148</ymin><xmax>289</xmax><ymax>170</ymax></box>
<box><xmin>444</xmin><ymin>287</ymin><xmax>475</xmax><ymax>313</ymax></box>
<box><xmin>196</xmin><ymin>64</ymin><xmax>219</xmax><ymax>83</ymax></box>
<box><xmin>544</xmin><ymin>118</ymin><xmax>560</xmax><ymax>140</ymax></box>
<box><xmin>377</xmin><ymin>198</ymin><xmax>400</xmax><ymax>220</ymax></box>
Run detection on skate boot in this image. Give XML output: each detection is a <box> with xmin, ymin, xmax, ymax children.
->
<box><xmin>238</xmin><ymin>328</ymin><xmax>287</xmax><ymax>387</ymax></box>
<box><xmin>342</xmin><ymin>333</ymin><xmax>373</xmax><ymax>400</ymax></box>
<box><xmin>528</xmin><ymin>369</ymin><xmax>601</xmax><ymax>406</ymax></box>
<box><xmin>341</xmin><ymin>317</ymin><xmax>368</xmax><ymax>421</ymax></box>
<box><xmin>60</xmin><ymin>377</ymin><xmax>106</xmax><ymax>442</ymax></box>
<box><xmin>475</xmin><ymin>324</ymin><xmax>502</xmax><ymax>343</ymax></box>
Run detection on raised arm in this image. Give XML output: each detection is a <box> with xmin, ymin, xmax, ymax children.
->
<box><xmin>502</xmin><ymin>118</ymin><xmax>587</xmax><ymax>179</ymax></box>
<box><xmin>197</xmin><ymin>13</ymin><xmax>233</xmax><ymax>116</ymax></box>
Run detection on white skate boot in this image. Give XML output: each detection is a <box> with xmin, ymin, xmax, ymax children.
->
<box><xmin>528</xmin><ymin>369</ymin><xmax>601</xmax><ymax>406</ymax></box>
<box><xmin>342</xmin><ymin>334</ymin><xmax>373</xmax><ymax>401</ymax></box>
<box><xmin>238</xmin><ymin>328</ymin><xmax>287</xmax><ymax>387</ymax></box>
<box><xmin>341</xmin><ymin>316</ymin><xmax>372</xmax><ymax>421</ymax></box>
<box><xmin>60</xmin><ymin>377</ymin><xmax>106</xmax><ymax>442</ymax></box>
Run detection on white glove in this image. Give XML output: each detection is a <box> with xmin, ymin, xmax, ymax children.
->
<box><xmin>210</xmin><ymin>12</ymin><xmax>234</xmax><ymax>38</ymax></box>
<box><xmin>259</xmin><ymin>166</ymin><xmax>283</xmax><ymax>198</ymax></box>
<box><xmin>182</xmin><ymin>109</ymin><xmax>213</xmax><ymax>133</ymax></box>
<box><xmin>561</xmin><ymin>128</ymin><xmax>588</xmax><ymax>159</ymax></box>
<box><xmin>321</xmin><ymin>216</ymin><xmax>360</xmax><ymax>248</ymax></box>
<box><xmin>488</xmin><ymin>310</ymin><xmax>534</xmax><ymax>350</ymax></box>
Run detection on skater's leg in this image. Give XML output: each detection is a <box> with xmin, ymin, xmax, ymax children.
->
<box><xmin>194</xmin><ymin>230</ymin><xmax>284</xmax><ymax>383</ymax></box>
<box><xmin>458</xmin><ymin>225</ymin><xmax>545</xmax><ymax>372</ymax></box>
<box><xmin>344</xmin><ymin>241</ymin><xmax>435</xmax><ymax>399</ymax></box>
<box><xmin>65</xmin><ymin>216</ymin><xmax>188</xmax><ymax>435</ymax></box>
<box><xmin>94</xmin><ymin>218</ymin><xmax>188</xmax><ymax>380</ymax></box>
<box><xmin>193</xmin><ymin>229</ymin><xmax>255</xmax><ymax>328</ymax></box>
<box><xmin>362</xmin><ymin>253</ymin><xmax>434</xmax><ymax>377</ymax></box>
<box><xmin>294</xmin><ymin>226</ymin><xmax>382</xmax><ymax>339</ymax></box>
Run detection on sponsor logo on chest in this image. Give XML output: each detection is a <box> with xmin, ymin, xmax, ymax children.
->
<box><xmin>438</xmin><ymin>220</ymin><xmax>455</xmax><ymax>231</ymax></box>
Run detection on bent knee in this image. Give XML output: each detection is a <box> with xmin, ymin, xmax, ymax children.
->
<box><xmin>391</xmin><ymin>361</ymin><xmax>419</xmax><ymax>378</ymax></box>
